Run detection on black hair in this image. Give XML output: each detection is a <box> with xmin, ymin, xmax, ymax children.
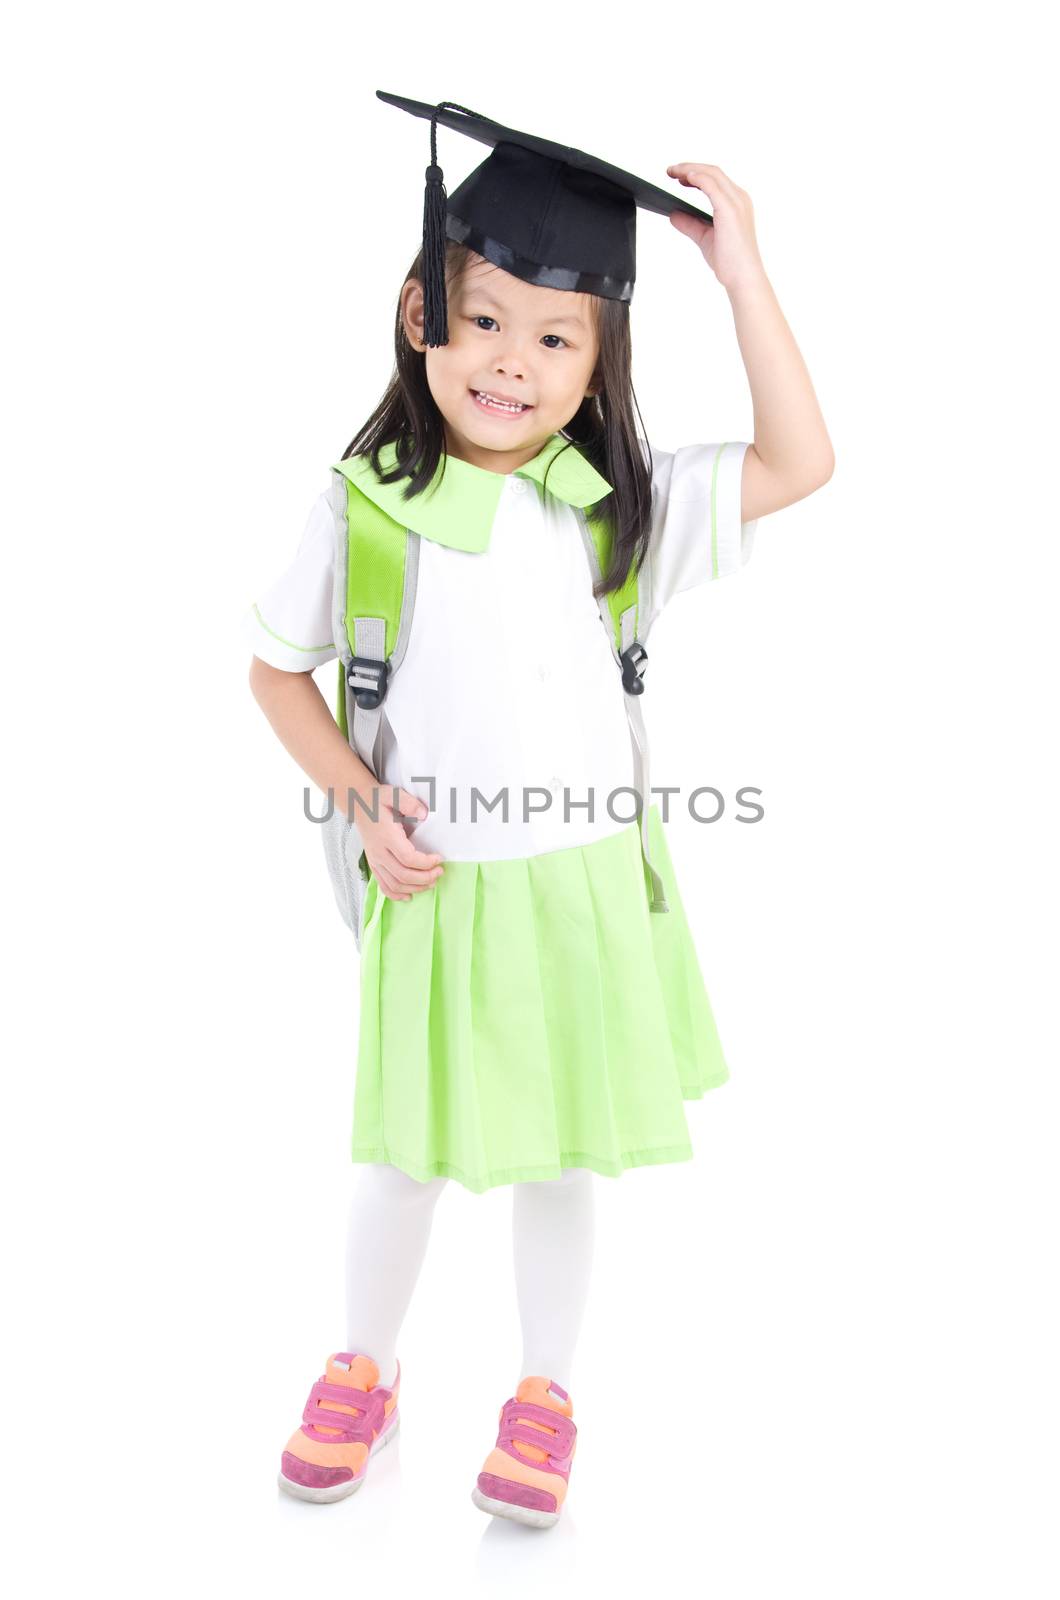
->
<box><xmin>338</xmin><ymin>240</ymin><xmax>654</xmax><ymax>598</ymax></box>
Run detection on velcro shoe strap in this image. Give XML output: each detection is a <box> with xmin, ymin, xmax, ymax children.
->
<box><xmin>498</xmin><ymin>1399</ymin><xmax>577</xmax><ymax>1470</ymax></box>
<box><xmin>302</xmin><ymin>1380</ymin><xmax>384</xmax><ymax>1442</ymax></box>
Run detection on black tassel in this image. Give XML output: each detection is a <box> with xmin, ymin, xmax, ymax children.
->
<box><xmin>421</xmin><ymin>158</ymin><xmax>449</xmax><ymax>347</ymax></box>
<box><xmin>417</xmin><ymin>104</ymin><xmax>488</xmax><ymax>347</ymax></box>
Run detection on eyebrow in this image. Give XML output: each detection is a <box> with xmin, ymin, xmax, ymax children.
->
<box><xmin>462</xmin><ymin>288</ymin><xmax>587</xmax><ymax>330</ymax></box>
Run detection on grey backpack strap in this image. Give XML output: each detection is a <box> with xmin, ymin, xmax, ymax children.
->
<box><xmin>577</xmin><ymin>514</ymin><xmax>669</xmax><ymax>914</ymax></box>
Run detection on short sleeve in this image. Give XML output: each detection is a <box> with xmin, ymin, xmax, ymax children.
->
<box><xmin>643</xmin><ymin>440</ymin><xmax>758</xmax><ymax>628</ymax></box>
<box><xmin>239</xmin><ymin>480</ymin><xmax>339</xmax><ymax>671</ymax></box>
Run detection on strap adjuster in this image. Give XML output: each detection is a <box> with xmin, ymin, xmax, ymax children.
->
<box><xmin>620</xmin><ymin>640</ymin><xmax>648</xmax><ymax>695</ymax></box>
<box><xmin>347</xmin><ymin>655</ymin><xmax>389</xmax><ymax>709</ymax></box>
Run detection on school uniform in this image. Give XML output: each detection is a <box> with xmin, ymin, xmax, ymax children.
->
<box><xmin>241</xmin><ymin>433</ymin><xmax>757</xmax><ymax>1193</ymax></box>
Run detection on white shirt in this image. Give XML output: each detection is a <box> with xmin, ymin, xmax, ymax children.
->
<box><xmin>240</xmin><ymin>437</ymin><xmax>757</xmax><ymax>862</ymax></box>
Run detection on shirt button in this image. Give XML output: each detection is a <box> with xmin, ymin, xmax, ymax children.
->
<box><xmin>510</xmin><ymin>477</ymin><xmax>527</xmax><ymax>494</ymax></box>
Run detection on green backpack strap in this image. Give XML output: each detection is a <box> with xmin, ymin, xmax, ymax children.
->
<box><xmin>317</xmin><ymin>464</ymin><xmax>420</xmax><ymax>935</ymax></box>
<box><xmin>327</xmin><ymin>462</ymin><xmax>420</xmax><ymax>766</ymax></box>
<box><xmin>580</xmin><ymin>508</ymin><xmax>668</xmax><ymax>914</ymax></box>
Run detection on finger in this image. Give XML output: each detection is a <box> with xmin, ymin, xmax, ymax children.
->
<box><xmin>393</xmin><ymin>786</ymin><xmax>431</xmax><ymax>821</ymax></box>
<box><xmin>389</xmin><ymin>835</ymin><xmax>447</xmax><ymax>871</ymax></box>
<box><xmin>666</xmin><ymin>167</ymin><xmax>719</xmax><ymax>205</ymax></box>
<box><xmin>667</xmin><ymin>163</ymin><xmax>737</xmax><ymax>198</ymax></box>
<box><xmin>368</xmin><ymin>783</ymin><xmax>426</xmax><ymax>823</ymax></box>
<box><xmin>384</xmin><ymin>853</ymin><xmax>446</xmax><ymax>890</ymax></box>
<box><xmin>372</xmin><ymin>863</ymin><xmax>411</xmax><ymax>901</ymax></box>
<box><xmin>670</xmin><ymin>211</ymin><xmax>713</xmax><ymax>244</ymax></box>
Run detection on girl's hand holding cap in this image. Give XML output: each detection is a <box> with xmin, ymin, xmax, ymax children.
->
<box><xmin>665</xmin><ymin>163</ymin><xmax>764</xmax><ymax>292</ymax></box>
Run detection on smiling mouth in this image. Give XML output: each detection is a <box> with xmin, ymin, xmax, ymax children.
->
<box><xmin>470</xmin><ymin>389</ymin><xmax>534</xmax><ymax>414</ymax></box>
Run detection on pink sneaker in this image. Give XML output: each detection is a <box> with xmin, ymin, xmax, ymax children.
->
<box><xmin>278</xmin><ymin>1352</ymin><xmax>400</xmax><ymax>1503</ymax></box>
<box><xmin>471</xmin><ymin>1375</ymin><xmax>577</xmax><ymax>1529</ymax></box>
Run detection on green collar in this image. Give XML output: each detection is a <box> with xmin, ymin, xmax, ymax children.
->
<box><xmin>330</xmin><ymin>433</ymin><xmax>613</xmax><ymax>553</ymax></box>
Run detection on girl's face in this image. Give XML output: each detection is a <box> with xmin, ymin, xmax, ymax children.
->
<box><xmin>401</xmin><ymin>252</ymin><xmax>600</xmax><ymax>474</ymax></box>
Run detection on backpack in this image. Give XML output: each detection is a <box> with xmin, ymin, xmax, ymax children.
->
<box><xmin>319</xmin><ymin>460</ymin><xmax>669</xmax><ymax>947</ymax></box>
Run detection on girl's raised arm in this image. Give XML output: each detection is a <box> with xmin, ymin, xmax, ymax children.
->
<box><xmin>666</xmin><ymin>161</ymin><xmax>835</xmax><ymax>522</ymax></box>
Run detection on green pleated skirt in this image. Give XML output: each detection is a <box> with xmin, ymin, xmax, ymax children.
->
<box><xmin>351</xmin><ymin>802</ymin><xmax>730</xmax><ymax>1195</ymax></box>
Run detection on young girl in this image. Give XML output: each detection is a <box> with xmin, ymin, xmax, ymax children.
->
<box><xmin>241</xmin><ymin>95</ymin><xmax>834</xmax><ymax>1527</ymax></box>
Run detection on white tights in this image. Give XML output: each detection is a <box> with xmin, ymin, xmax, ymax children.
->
<box><xmin>344</xmin><ymin>1162</ymin><xmax>595</xmax><ymax>1395</ymax></box>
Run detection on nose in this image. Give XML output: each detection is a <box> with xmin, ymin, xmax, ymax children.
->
<box><xmin>493</xmin><ymin>340</ymin><xmax>531</xmax><ymax>381</ymax></box>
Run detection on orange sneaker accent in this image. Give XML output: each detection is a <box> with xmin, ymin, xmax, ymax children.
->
<box><xmin>478</xmin><ymin>1447</ymin><xmax>572</xmax><ymax>1507</ymax></box>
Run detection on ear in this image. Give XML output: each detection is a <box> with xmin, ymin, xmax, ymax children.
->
<box><xmin>402</xmin><ymin>279</ymin><xmax>427</xmax><ymax>352</ymax></box>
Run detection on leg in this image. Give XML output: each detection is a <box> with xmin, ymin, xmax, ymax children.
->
<box><xmin>511</xmin><ymin>1166</ymin><xmax>595</xmax><ymax>1394</ymax></box>
<box><xmin>345</xmin><ymin>1162</ymin><xmax>448</xmax><ymax>1386</ymax></box>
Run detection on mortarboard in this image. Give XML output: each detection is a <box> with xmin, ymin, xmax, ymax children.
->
<box><xmin>376</xmin><ymin>91</ymin><xmax>715</xmax><ymax>348</ymax></box>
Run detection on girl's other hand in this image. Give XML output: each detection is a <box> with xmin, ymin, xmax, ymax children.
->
<box><xmin>665</xmin><ymin>163</ymin><xmax>764</xmax><ymax>291</ymax></box>
<box><xmin>358</xmin><ymin>786</ymin><xmax>445</xmax><ymax>903</ymax></box>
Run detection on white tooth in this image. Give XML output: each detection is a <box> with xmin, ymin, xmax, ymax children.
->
<box><xmin>477</xmin><ymin>391</ymin><xmax>524</xmax><ymax>410</ymax></box>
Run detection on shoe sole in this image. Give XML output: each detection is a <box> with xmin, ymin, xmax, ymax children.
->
<box><xmin>471</xmin><ymin>1484</ymin><xmax>560</xmax><ymax>1529</ymax></box>
<box><xmin>278</xmin><ymin>1410</ymin><xmax>400</xmax><ymax>1503</ymax></box>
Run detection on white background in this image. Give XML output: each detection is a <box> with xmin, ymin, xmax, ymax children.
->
<box><xmin>4</xmin><ymin>2</ymin><xmax>1057</xmax><ymax>1595</ymax></box>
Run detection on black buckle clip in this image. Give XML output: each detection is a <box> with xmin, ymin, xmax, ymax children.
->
<box><xmin>620</xmin><ymin>640</ymin><xmax>648</xmax><ymax>696</ymax></box>
<box><xmin>347</xmin><ymin>656</ymin><xmax>389</xmax><ymax>710</ymax></box>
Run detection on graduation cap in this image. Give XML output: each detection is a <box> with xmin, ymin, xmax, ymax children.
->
<box><xmin>376</xmin><ymin>91</ymin><xmax>714</xmax><ymax>348</ymax></box>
